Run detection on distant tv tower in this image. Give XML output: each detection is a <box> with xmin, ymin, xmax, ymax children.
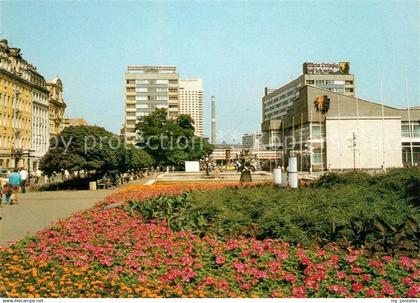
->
<box><xmin>211</xmin><ymin>96</ymin><xmax>216</xmax><ymax>144</ymax></box>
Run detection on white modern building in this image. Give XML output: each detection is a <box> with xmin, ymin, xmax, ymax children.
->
<box><xmin>262</xmin><ymin>62</ymin><xmax>354</xmax><ymax>123</ymax></box>
<box><xmin>179</xmin><ymin>79</ymin><xmax>203</xmax><ymax>137</ymax></box>
<box><xmin>124</xmin><ymin>66</ymin><xmax>179</xmax><ymax>144</ymax></box>
<box><xmin>261</xmin><ymin>85</ymin><xmax>420</xmax><ymax>171</ymax></box>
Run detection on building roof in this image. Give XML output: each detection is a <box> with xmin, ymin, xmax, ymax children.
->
<box><xmin>64</xmin><ymin>118</ymin><xmax>89</xmax><ymax>127</ymax></box>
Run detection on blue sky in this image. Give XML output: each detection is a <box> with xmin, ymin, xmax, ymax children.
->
<box><xmin>1</xmin><ymin>0</ymin><xmax>418</xmax><ymax>143</ymax></box>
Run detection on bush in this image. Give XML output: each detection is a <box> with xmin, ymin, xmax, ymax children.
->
<box><xmin>38</xmin><ymin>177</ymin><xmax>95</xmax><ymax>191</ymax></box>
<box><xmin>128</xmin><ymin>169</ymin><xmax>420</xmax><ymax>256</ymax></box>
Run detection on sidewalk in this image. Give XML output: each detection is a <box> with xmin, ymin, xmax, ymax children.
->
<box><xmin>0</xmin><ymin>176</ymin><xmax>155</xmax><ymax>246</ymax></box>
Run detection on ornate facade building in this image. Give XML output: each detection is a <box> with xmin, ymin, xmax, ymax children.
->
<box><xmin>46</xmin><ymin>78</ymin><xmax>66</xmax><ymax>138</ymax></box>
<box><xmin>0</xmin><ymin>39</ymin><xmax>66</xmax><ymax>170</ymax></box>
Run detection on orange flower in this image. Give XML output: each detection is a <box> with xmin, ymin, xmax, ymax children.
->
<box><xmin>31</xmin><ymin>268</ymin><xmax>38</xmax><ymax>278</ymax></box>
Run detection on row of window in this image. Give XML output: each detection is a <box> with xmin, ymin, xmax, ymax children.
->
<box><xmin>306</xmin><ymin>80</ymin><xmax>353</xmax><ymax>85</ymax></box>
<box><xmin>0</xmin><ymin>79</ymin><xmax>31</xmax><ymax>94</ymax></box>
<box><xmin>126</xmin><ymin>79</ymin><xmax>178</xmax><ymax>85</ymax></box>
<box><xmin>0</xmin><ymin>137</ymin><xmax>31</xmax><ymax>149</ymax></box>
<box><xmin>136</xmin><ymin>87</ymin><xmax>168</xmax><ymax>93</ymax></box>
<box><xmin>0</xmin><ymin>93</ymin><xmax>31</xmax><ymax>112</ymax></box>
<box><xmin>0</xmin><ymin>114</ymin><xmax>31</xmax><ymax>129</ymax></box>
<box><xmin>402</xmin><ymin>125</ymin><xmax>420</xmax><ymax>138</ymax></box>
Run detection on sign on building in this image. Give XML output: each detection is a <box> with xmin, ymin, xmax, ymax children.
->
<box><xmin>303</xmin><ymin>62</ymin><xmax>350</xmax><ymax>75</ymax></box>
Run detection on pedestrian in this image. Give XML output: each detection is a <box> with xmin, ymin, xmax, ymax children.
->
<box><xmin>2</xmin><ymin>182</ymin><xmax>12</xmax><ymax>205</ymax></box>
<box><xmin>0</xmin><ymin>177</ymin><xmax>6</xmax><ymax>206</ymax></box>
<box><xmin>35</xmin><ymin>169</ymin><xmax>41</xmax><ymax>184</ymax></box>
<box><xmin>19</xmin><ymin>167</ymin><xmax>28</xmax><ymax>193</ymax></box>
<box><xmin>8</xmin><ymin>168</ymin><xmax>22</xmax><ymax>205</ymax></box>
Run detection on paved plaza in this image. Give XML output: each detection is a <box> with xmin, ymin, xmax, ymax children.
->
<box><xmin>0</xmin><ymin>177</ymin><xmax>155</xmax><ymax>246</ymax></box>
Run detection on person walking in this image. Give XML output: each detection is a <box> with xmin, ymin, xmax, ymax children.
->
<box><xmin>19</xmin><ymin>167</ymin><xmax>28</xmax><ymax>193</ymax></box>
<box><xmin>2</xmin><ymin>182</ymin><xmax>11</xmax><ymax>205</ymax></box>
<box><xmin>0</xmin><ymin>177</ymin><xmax>6</xmax><ymax>207</ymax></box>
<box><xmin>8</xmin><ymin>168</ymin><xmax>22</xmax><ymax>205</ymax></box>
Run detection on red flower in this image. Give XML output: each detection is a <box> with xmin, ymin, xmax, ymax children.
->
<box><xmin>351</xmin><ymin>266</ymin><xmax>363</xmax><ymax>274</ymax></box>
<box><xmin>401</xmin><ymin>277</ymin><xmax>413</xmax><ymax>286</ymax></box>
<box><xmin>366</xmin><ymin>289</ymin><xmax>378</xmax><ymax>297</ymax></box>
<box><xmin>292</xmin><ymin>286</ymin><xmax>306</xmax><ymax>298</ymax></box>
<box><xmin>400</xmin><ymin>256</ymin><xmax>416</xmax><ymax>271</ymax></box>
<box><xmin>328</xmin><ymin>284</ymin><xmax>348</xmax><ymax>295</ymax></box>
<box><xmin>381</xmin><ymin>281</ymin><xmax>395</xmax><ymax>296</ymax></box>
<box><xmin>352</xmin><ymin>283</ymin><xmax>363</xmax><ymax>292</ymax></box>
<box><xmin>275</xmin><ymin>250</ymin><xmax>288</xmax><ymax>260</ymax></box>
<box><xmin>336</xmin><ymin>271</ymin><xmax>346</xmax><ymax>280</ymax></box>
<box><xmin>368</xmin><ymin>259</ymin><xmax>384</xmax><ymax>268</ymax></box>
<box><xmin>215</xmin><ymin>255</ymin><xmax>226</xmax><ymax>265</ymax></box>
<box><xmin>240</xmin><ymin>283</ymin><xmax>252</xmax><ymax>291</ymax></box>
<box><xmin>407</xmin><ymin>284</ymin><xmax>420</xmax><ymax>297</ymax></box>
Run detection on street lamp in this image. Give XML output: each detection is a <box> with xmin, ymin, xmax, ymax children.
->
<box><xmin>10</xmin><ymin>147</ymin><xmax>23</xmax><ymax>169</ymax></box>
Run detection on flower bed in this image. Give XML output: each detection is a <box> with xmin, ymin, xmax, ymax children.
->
<box><xmin>0</xmin><ymin>183</ymin><xmax>419</xmax><ymax>298</ymax></box>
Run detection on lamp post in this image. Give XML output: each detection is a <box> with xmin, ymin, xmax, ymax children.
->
<box><xmin>11</xmin><ymin>147</ymin><xmax>23</xmax><ymax>169</ymax></box>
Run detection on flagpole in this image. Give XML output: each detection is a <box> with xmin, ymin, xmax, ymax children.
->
<box><xmin>381</xmin><ymin>79</ymin><xmax>386</xmax><ymax>171</ymax></box>
<box><xmin>338</xmin><ymin>94</ymin><xmax>343</xmax><ymax>171</ymax></box>
<box><xmin>319</xmin><ymin>110</ymin><xmax>324</xmax><ymax>175</ymax></box>
<box><xmin>355</xmin><ymin>97</ymin><xmax>360</xmax><ymax>170</ymax></box>
<box><xmin>404</xmin><ymin>65</ymin><xmax>414</xmax><ymax>166</ymax></box>
<box><xmin>300</xmin><ymin>112</ymin><xmax>303</xmax><ymax>173</ymax></box>
<box><xmin>310</xmin><ymin>104</ymin><xmax>313</xmax><ymax>174</ymax></box>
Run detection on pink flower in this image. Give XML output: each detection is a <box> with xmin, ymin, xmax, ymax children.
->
<box><xmin>292</xmin><ymin>286</ymin><xmax>306</xmax><ymax>298</ymax></box>
<box><xmin>352</xmin><ymin>283</ymin><xmax>363</xmax><ymax>292</ymax></box>
<box><xmin>381</xmin><ymin>281</ymin><xmax>395</xmax><ymax>296</ymax></box>
<box><xmin>368</xmin><ymin>259</ymin><xmax>384</xmax><ymax>268</ymax></box>
<box><xmin>400</xmin><ymin>256</ymin><xmax>416</xmax><ymax>271</ymax></box>
<box><xmin>232</xmin><ymin>262</ymin><xmax>245</xmax><ymax>273</ymax></box>
<box><xmin>346</xmin><ymin>255</ymin><xmax>357</xmax><ymax>264</ymax></box>
<box><xmin>215</xmin><ymin>255</ymin><xmax>226</xmax><ymax>265</ymax></box>
<box><xmin>226</xmin><ymin>240</ymin><xmax>240</xmax><ymax>250</ymax></box>
<box><xmin>282</xmin><ymin>272</ymin><xmax>297</xmax><ymax>284</ymax></box>
<box><xmin>275</xmin><ymin>250</ymin><xmax>288</xmax><ymax>260</ymax></box>
<box><xmin>337</xmin><ymin>271</ymin><xmax>346</xmax><ymax>280</ymax></box>
<box><xmin>204</xmin><ymin>276</ymin><xmax>215</xmax><ymax>286</ymax></box>
<box><xmin>216</xmin><ymin>279</ymin><xmax>229</xmax><ymax>292</ymax></box>
<box><xmin>407</xmin><ymin>284</ymin><xmax>420</xmax><ymax>297</ymax></box>
<box><xmin>351</xmin><ymin>266</ymin><xmax>363</xmax><ymax>274</ymax></box>
<box><xmin>383</xmin><ymin>256</ymin><xmax>393</xmax><ymax>263</ymax></box>
<box><xmin>366</xmin><ymin>289</ymin><xmax>377</xmax><ymax>297</ymax></box>
<box><xmin>240</xmin><ymin>283</ymin><xmax>252</xmax><ymax>291</ymax></box>
<box><xmin>401</xmin><ymin>277</ymin><xmax>413</xmax><ymax>286</ymax></box>
<box><xmin>328</xmin><ymin>284</ymin><xmax>348</xmax><ymax>295</ymax></box>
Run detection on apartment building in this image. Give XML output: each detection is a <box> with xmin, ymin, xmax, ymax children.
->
<box><xmin>124</xmin><ymin>66</ymin><xmax>179</xmax><ymax>144</ymax></box>
<box><xmin>179</xmin><ymin>79</ymin><xmax>203</xmax><ymax>137</ymax></box>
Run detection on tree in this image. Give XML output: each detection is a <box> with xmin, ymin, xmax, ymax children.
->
<box><xmin>118</xmin><ymin>144</ymin><xmax>154</xmax><ymax>172</ymax></box>
<box><xmin>136</xmin><ymin>109</ymin><xmax>214</xmax><ymax>168</ymax></box>
<box><xmin>40</xmin><ymin>125</ymin><xmax>154</xmax><ymax>176</ymax></box>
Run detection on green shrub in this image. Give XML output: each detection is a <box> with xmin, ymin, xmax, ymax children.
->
<box><xmin>128</xmin><ymin>168</ymin><xmax>420</xmax><ymax>256</ymax></box>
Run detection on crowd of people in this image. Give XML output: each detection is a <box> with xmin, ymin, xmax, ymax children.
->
<box><xmin>0</xmin><ymin>168</ymin><xmax>29</xmax><ymax>207</ymax></box>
